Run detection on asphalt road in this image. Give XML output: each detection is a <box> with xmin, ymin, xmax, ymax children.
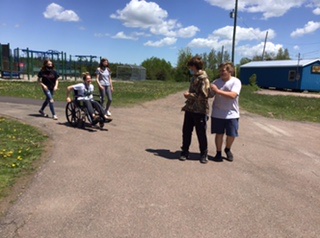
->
<box><xmin>0</xmin><ymin>94</ymin><xmax>319</xmax><ymax>238</ymax></box>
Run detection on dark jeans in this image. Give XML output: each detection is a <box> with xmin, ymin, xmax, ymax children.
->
<box><xmin>80</xmin><ymin>100</ymin><xmax>106</xmax><ymax>122</ymax></box>
<box><xmin>181</xmin><ymin>111</ymin><xmax>208</xmax><ymax>154</ymax></box>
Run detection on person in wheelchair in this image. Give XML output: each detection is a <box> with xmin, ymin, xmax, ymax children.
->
<box><xmin>66</xmin><ymin>72</ymin><xmax>112</xmax><ymax>124</ymax></box>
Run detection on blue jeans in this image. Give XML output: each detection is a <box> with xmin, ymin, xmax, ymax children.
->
<box><xmin>40</xmin><ymin>89</ymin><xmax>55</xmax><ymax>116</ymax></box>
<box><xmin>99</xmin><ymin>85</ymin><xmax>112</xmax><ymax>111</ymax></box>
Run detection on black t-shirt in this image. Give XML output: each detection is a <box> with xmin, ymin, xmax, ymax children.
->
<box><xmin>38</xmin><ymin>69</ymin><xmax>59</xmax><ymax>90</ymax></box>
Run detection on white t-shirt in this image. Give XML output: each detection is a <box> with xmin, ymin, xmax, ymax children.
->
<box><xmin>73</xmin><ymin>83</ymin><xmax>94</xmax><ymax>100</ymax></box>
<box><xmin>211</xmin><ymin>76</ymin><xmax>242</xmax><ymax>119</ymax></box>
<box><xmin>96</xmin><ymin>68</ymin><xmax>111</xmax><ymax>86</ymax></box>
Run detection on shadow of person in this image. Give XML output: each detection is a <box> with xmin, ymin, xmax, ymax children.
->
<box><xmin>146</xmin><ymin>149</ymin><xmax>179</xmax><ymax>160</ymax></box>
<box><xmin>146</xmin><ymin>149</ymin><xmax>223</xmax><ymax>162</ymax></box>
<box><xmin>28</xmin><ymin>113</ymin><xmax>49</xmax><ymax>118</ymax></box>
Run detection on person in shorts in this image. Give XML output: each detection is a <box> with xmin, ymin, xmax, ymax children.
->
<box><xmin>210</xmin><ymin>62</ymin><xmax>242</xmax><ymax>162</ymax></box>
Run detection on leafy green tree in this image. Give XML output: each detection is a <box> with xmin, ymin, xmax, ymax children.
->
<box><xmin>174</xmin><ymin>48</ymin><xmax>193</xmax><ymax>82</ymax></box>
<box><xmin>276</xmin><ymin>48</ymin><xmax>290</xmax><ymax>60</ymax></box>
<box><xmin>141</xmin><ymin>57</ymin><xmax>173</xmax><ymax>81</ymax></box>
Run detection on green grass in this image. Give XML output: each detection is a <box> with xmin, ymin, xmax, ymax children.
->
<box><xmin>0</xmin><ymin>80</ymin><xmax>189</xmax><ymax>107</ymax></box>
<box><xmin>0</xmin><ymin>117</ymin><xmax>48</xmax><ymax>201</ymax></box>
<box><xmin>240</xmin><ymin>86</ymin><xmax>320</xmax><ymax>123</ymax></box>
<box><xmin>0</xmin><ymin>80</ymin><xmax>319</xmax><ymax>204</ymax></box>
<box><xmin>0</xmin><ymin>80</ymin><xmax>319</xmax><ymax>122</ymax></box>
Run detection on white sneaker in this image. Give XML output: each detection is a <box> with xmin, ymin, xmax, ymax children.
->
<box><xmin>106</xmin><ymin>110</ymin><xmax>112</xmax><ymax>116</ymax></box>
<box><xmin>53</xmin><ymin>115</ymin><xmax>58</xmax><ymax>120</ymax></box>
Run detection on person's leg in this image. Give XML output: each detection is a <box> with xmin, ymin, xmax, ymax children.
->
<box><xmin>82</xmin><ymin>100</ymin><xmax>95</xmax><ymax>121</ymax></box>
<box><xmin>224</xmin><ymin>118</ymin><xmax>239</xmax><ymax>162</ymax></box>
<box><xmin>215</xmin><ymin>134</ymin><xmax>224</xmax><ymax>152</ymax></box>
<box><xmin>99</xmin><ymin>86</ymin><xmax>106</xmax><ymax>109</ymax></box>
<box><xmin>225</xmin><ymin>136</ymin><xmax>235</xmax><ymax>149</ymax></box>
<box><xmin>180</xmin><ymin>111</ymin><xmax>194</xmax><ymax>160</ymax></box>
<box><xmin>40</xmin><ymin>89</ymin><xmax>49</xmax><ymax>113</ymax></box>
<box><xmin>194</xmin><ymin>113</ymin><xmax>208</xmax><ymax>163</ymax></box>
<box><xmin>211</xmin><ymin>117</ymin><xmax>225</xmax><ymax>160</ymax></box>
<box><xmin>47</xmin><ymin>90</ymin><xmax>56</xmax><ymax>118</ymax></box>
<box><xmin>105</xmin><ymin>86</ymin><xmax>113</xmax><ymax>113</ymax></box>
<box><xmin>91</xmin><ymin>100</ymin><xmax>112</xmax><ymax>122</ymax></box>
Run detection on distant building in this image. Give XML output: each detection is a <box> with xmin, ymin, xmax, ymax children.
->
<box><xmin>240</xmin><ymin>59</ymin><xmax>320</xmax><ymax>92</ymax></box>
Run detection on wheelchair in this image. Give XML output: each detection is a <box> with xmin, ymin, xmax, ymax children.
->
<box><xmin>65</xmin><ymin>94</ymin><xmax>106</xmax><ymax>129</ymax></box>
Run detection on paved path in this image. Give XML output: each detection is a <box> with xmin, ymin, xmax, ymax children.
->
<box><xmin>0</xmin><ymin>94</ymin><xmax>319</xmax><ymax>238</ymax></box>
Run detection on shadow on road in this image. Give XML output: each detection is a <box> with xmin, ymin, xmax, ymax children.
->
<box><xmin>146</xmin><ymin>149</ymin><xmax>223</xmax><ymax>162</ymax></box>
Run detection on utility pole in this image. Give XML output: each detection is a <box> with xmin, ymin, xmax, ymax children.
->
<box><xmin>230</xmin><ymin>0</ymin><xmax>238</xmax><ymax>65</ymax></box>
<box><xmin>261</xmin><ymin>31</ymin><xmax>268</xmax><ymax>60</ymax></box>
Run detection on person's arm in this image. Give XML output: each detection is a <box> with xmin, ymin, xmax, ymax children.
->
<box><xmin>96</xmin><ymin>68</ymin><xmax>103</xmax><ymax>90</ymax></box>
<box><xmin>66</xmin><ymin>85</ymin><xmax>75</xmax><ymax>102</ymax></box>
<box><xmin>54</xmin><ymin>78</ymin><xmax>59</xmax><ymax>91</ymax></box>
<box><xmin>210</xmin><ymin>84</ymin><xmax>238</xmax><ymax>99</ymax></box>
<box><xmin>37</xmin><ymin>73</ymin><xmax>48</xmax><ymax>91</ymax></box>
<box><xmin>110</xmin><ymin>75</ymin><xmax>114</xmax><ymax>92</ymax></box>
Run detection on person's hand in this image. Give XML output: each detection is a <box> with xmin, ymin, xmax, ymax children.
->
<box><xmin>54</xmin><ymin>86</ymin><xmax>58</xmax><ymax>91</ymax></box>
<box><xmin>66</xmin><ymin>97</ymin><xmax>71</xmax><ymax>103</ymax></box>
<box><xmin>42</xmin><ymin>85</ymin><xmax>48</xmax><ymax>91</ymax></box>
<box><xmin>210</xmin><ymin>84</ymin><xmax>219</xmax><ymax>93</ymax></box>
<box><xmin>183</xmin><ymin>91</ymin><xmax>189</xmax><ymax>99</ymax></box>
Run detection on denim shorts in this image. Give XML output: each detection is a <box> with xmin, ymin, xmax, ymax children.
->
<box><xmin>211</xmin><ymin>117</ymin><xmax>239</xmax><ymax>137</ymax></box>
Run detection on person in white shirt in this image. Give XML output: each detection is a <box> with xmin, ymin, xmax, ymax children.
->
<box><xmin>96</xmin><ymin>58</ymin><xmax>113</xmax><ymax>117</ymax></box>
<box><xmin>66</xmin><ymin>73</ymin><xmax>112</xmax><ymax>123</ymax></box>
<box><xmin>210</xmin><ymin>62</ymin><xmax>242</xmax><ymax>162</ymax></box>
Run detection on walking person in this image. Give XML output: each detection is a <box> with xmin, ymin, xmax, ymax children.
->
<box><xmin>38</xmin><ymin>59</ymin><xmax>60</xmax><ymax>120</ymax></box>
<box><xmin>96</xmin><ymin>58</ymin><xmax>113</xmax><ymax>118</ymax></box>
<box><xmin>210</xmin><ymin>62</ymin><xmax>242</xmax><ymax>162</ymax></box>
<box><xmin>180</xmin><ymin>56</ymin><xmax>211</xmax><ymax>164</ymax></box>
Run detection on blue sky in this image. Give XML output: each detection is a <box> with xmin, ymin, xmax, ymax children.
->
<box><xmin>1</xmin><ymin>0</ymin><xmax>320</xmax><ymax>66</ymax></box>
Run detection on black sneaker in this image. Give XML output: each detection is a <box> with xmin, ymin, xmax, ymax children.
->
<box><xmin>179</xmin><ymin>151</ymin><xmax>188</xmax><ymax>161</ymax></box>
<box><xmin>224</xmin><ymin>149</ymin><xmax>234</xmax><ymax>162</ymax></box>
<box><xmin>39</xmin><ymin>110</ymin><xmax>48</xmax><ymax>117</ymax></box>
<box><xmin>214</xmin><ymin>153</ymin><xmax>222</xmax><ymax>161</ymax></box>
<box><xmin>200</xmin><ymin>153</ymin><xmax>208</xmax><ymax>164</ymax></box>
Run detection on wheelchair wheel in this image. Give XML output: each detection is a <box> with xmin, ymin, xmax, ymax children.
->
<box><xmin>65</xmin><ymin>101</ymin><xmax>81</xmax><ymax>127</ymax></box>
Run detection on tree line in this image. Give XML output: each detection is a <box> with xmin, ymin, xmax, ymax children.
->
<box><xmin>139</xmin><ymin>47</ymin><xmax>291</xmax><ymax>82</ymax></box>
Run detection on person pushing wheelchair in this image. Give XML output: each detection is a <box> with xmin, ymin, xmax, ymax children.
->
<box><xmin>66</xmin><ymin>72</ymin><xmax>112</xmax><ymax>124</ymax></box>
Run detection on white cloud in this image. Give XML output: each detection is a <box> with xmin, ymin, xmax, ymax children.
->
<box><xmin>187</xmin><ymin>25</ymin><xmax>275</xmax><ymax>49</ymax></box>
<box><xmin>144</xmin><ymin>37</ymin><xmax>177</xmax><ymax>47</ymax></box>
<box><xmin>94</xmin><ymin>33</ymin><xmax>109</xmax><ymax>38</ymax></box>
<box><xmin>212</xmin><ymin>26</ymin><xmax>275</xmax><ymax>41</ymax></box>
<box><xmin>43</xmin><ymin>3</ymin><xmax>80</xmax><ymax>22</ymax></box>
<box><xmin>110</xmin><ymin>0</ymin><xmax>199</xmax><ymax>41</ymax></box>
<box><xmin>112</xmin><ymin>32</ymin><xmax>138</xmax><ymax>40</ymax></box>
<box><xmin>110</xmin><ymin>0</ymin><xmax>167</xmax><ymax>28</ymax></box>
<box><xmin>294</xmin><ymin>45</ymin><xmax>300</xmax><ymax>50</ymax></box>
<box><xmin>313</xmin><ymin>7</ymin><xmax>320</xmax><ymax>14</ymax></box>
<box><xmin>290</xmin><ymin>21</ymin><xmax>320</xmax><ymax>37</ymax></box>
<box><xmin>205</xmin><ymin>0</ymin><xmax>306</xmax><ymax>19</ymax></box>
<box><xmin>237</xmin><ymin>42</ymin><xmax>283</xmax><ymax>58</ymax></box>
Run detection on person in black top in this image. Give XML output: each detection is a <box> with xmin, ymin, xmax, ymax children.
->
<box><xmin>37</xmin><ymin>59</ymin><xmax>60</xmax><ymax>120</ymax></box>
